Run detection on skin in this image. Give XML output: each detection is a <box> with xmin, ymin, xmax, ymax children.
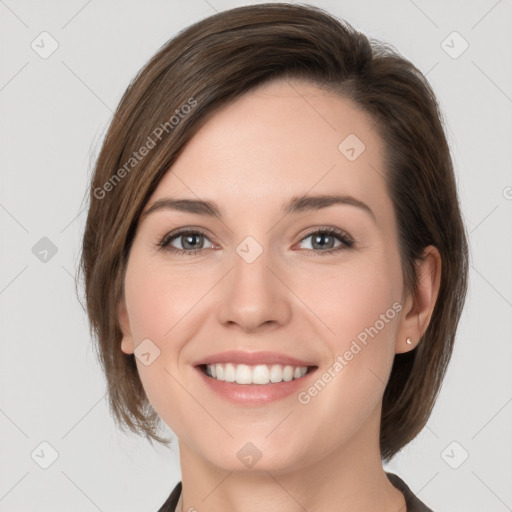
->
<box><xmin>118</xmin><ymin>78</ymin><xmax>441</xmax><ymax>512</ymax></box>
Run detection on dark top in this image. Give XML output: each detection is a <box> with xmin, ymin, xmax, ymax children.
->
<box><xmin>157</xmin><ymin>471</ymin><xmax>434</xmax><ymax>512</ymax></box>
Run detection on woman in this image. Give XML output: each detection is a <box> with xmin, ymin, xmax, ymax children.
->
<box><xmin>80</xmin><ymin>3</ymin><xmax>468</xmax><ymax>511</ymax></box>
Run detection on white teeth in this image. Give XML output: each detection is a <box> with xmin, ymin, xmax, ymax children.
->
<box><xmin>205</xmin><ymin>363</ymin><xmax>308</xmax><ymax>384</ymax></box>
<box><xmin>224</xmin><ymin>363</ymin><xmax>236</xmax><ymax>382</ymax></box>
<box><xmin>270</xmin><ymin>364</ymin><xmax>284</xmax><ymax>383</ymax></box>
<box><xmin>235</xmin><ymin>364</ymin><xmax>252</xmax><ymax>384</ymax></box>
<box><xmin>283</xmin><ymin>365</ymin><xmax>294</xmax><ymax>382</ymax></box>
<box><xmin>252</xmin><ymin>365</ymin><xmax>270</xmax><ymax>384</ymax></box>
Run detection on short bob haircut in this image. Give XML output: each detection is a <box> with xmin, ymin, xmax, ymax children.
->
<box><xmin>80</xmin><ymin>2</ymin><xmax>469</xmax><ymax>463</ymax></box>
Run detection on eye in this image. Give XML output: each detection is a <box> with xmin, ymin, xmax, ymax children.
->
<box><xmin>296</xmin><ymin>227</ymin><xmax>354</xmax><ymax>256</ymax></box>
<box><xmin>157</xmin><ymin>226</ymin><xmax>355</xmax><ymax>257</ymax></box>
<box><xmin>158</xmin><ymin>229</ymin><xmax>215</xmax><ymax>255</ymax></box>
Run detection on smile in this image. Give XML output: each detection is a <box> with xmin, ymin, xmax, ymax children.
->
<box><xmin>201</xmin><ymin>363</ymin><xmax>313</xmax><ymax>385</ymax></box>
<box><xmin>195</xmin><ymin>363</ymin><xmax>319</xmax><ymax>406</ymax></box>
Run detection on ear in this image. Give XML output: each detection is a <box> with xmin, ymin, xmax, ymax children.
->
<box><xmin>395</xmin><ymin>245</ymin><xmax>442</xmax><ymax>354</ymax></box>
<box><xmin>118</xmin><ymin>296</ymin><xmax>135</xmax><ymax>355</ymax></box>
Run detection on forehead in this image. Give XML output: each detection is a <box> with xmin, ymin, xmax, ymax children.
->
<box><xmin>150</xmin><ymin>78</ymin><xmax>390</xmax><ymax>218</ymax></box>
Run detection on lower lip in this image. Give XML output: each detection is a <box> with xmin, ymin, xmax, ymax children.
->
<box><xmin>195</xmin><ymin>366</ymin><xmax>318</xmax><ymax>406</ymax></box>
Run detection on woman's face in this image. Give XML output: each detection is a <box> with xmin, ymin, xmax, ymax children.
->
<box><xmin>119</xmin><ymin>78</ymin><xmax>409</xmax><ymax>472</ymax></box>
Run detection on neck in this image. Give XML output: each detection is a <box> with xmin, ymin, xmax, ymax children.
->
<box><xmin>176</xmin><ymin>409</ymin><xmax>405</xmax><ymax>512</ymax></box>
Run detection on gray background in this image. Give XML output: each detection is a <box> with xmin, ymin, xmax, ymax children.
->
<box><xmin>1</xmin><ymin>0</ymin><xmax>511</xmax><ymax>510</ymax></box>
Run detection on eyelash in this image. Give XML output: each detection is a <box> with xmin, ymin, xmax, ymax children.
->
<box><xmin>157</xmin><ymin>226</ymin><xmax>355</xmax><ymax>257</ymax></box>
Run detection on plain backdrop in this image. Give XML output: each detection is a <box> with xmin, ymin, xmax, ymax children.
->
<box><xmin>1</xmin><ymin>1</ymin><xmax>511</xmax><ymax>511</ymax></box>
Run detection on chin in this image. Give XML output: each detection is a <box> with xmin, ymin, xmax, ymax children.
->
<box><xmin>196</xmin><ymin>438</ymin><xmax>311</xmax><ymax>475</ymax></box>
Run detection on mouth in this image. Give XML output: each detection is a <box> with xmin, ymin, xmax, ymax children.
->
<box><xmin>197</xmin><ymin>363</ymin><xmax>318</xmax><ymax>385</ymax></box>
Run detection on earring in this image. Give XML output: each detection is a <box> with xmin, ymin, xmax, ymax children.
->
<box><xmin>406</xmin><ymin>337</ymin><xmax>412</xmax><ymax>345</ymax></box>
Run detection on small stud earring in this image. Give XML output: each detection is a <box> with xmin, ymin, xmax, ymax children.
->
<box><xmin>406</xmin><ymin>337</ymin><xmax>412</xmax><ymax>345</ymax></box>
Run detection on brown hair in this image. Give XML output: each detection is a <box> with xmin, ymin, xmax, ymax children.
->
<box><xmin>79</xmin><ymin>2</ymin><xmax>468</xmax><ymax>462</ymax></box>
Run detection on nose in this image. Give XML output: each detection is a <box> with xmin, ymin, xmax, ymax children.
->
<box><xmin>216</xmin><ymin>244</ymin><xmax>292</xmax><ymax>333</ymax></box>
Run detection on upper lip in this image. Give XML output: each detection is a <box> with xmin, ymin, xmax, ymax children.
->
<box><xmin>192</xmin><ymin>351</ymin><xmax>317</xmax><ymax>367</ymax></box>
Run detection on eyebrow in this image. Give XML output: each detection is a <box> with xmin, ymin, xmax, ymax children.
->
<box><xmin>141</xmin><ymin>193</ymin><xmax>376</xmax><ymax>222</ymax></box>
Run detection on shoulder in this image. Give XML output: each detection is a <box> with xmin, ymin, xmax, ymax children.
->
<box><xmin>386</xmin><ymin>472</ymin><xmax>435</xmax><ymax>512</ymax></box>
<box><xmin>156</xmin><ymin>481</ymin><xmax>182</xmax><ymax>512</ymax></box>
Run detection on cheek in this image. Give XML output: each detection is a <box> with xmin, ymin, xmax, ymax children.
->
<box><xmin>292</xmin><ymin>252</ymin><xmax>402</xmax><ymax>351</ymax></box>
<box><xmin>287</xmin><ymin>259</ymin><xmax>401</xmax><ymax>445</ymax></box>
<box><xmin>123</xmin><ymin>255</ymin><xmax>205</xmax><ymax>424</ymax></box>
<box><xmin>123</xmin><ymin>252</ymin><xmax>222</xmax><ymax>413</ymax></box>
<box><xmin>124</xmin><ymin>255</ymin><xmax>214</xmax><ymax>343</ymax></box>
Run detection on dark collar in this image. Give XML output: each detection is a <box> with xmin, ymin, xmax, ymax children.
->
<box><xmin>156</xmin><ymin>480</ymin><xmax>181</xmax><ymax>512</ymax></box>
<box><xmin>386</xmin><ymin>472</ymin><xmax>434</xmax><ymax>511</ymax></box>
